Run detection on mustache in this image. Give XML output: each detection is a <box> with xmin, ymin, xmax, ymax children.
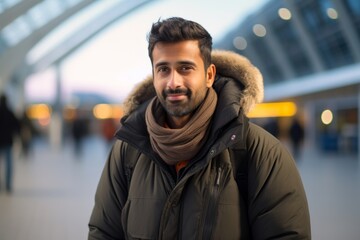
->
<box><xmin>163</xmin><ymin>88</ymin><xmax>190</xmax><ymax>97</ymax></box>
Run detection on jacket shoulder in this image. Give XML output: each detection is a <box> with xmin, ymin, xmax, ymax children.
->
<box><xmin>112</xmin><ymin>140</ymin><xmax>142</xmax><ymax>175</ymax></box>
<box><xmin>245</xmin><ymin>121</ymin><xmax>295</xmax><ymax>175</ymax></box>
<box><xmin>246</xmin><ymin>122</ymin><xmax>284</xmax><ymax>155</ymax></box>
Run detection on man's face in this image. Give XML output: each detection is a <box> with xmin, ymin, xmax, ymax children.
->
<box><xmin>152</xmin><ymin>40</ymin><xmax>215</xmax><ymax>122</ymax></box>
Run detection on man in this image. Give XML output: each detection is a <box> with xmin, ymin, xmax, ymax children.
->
<box><xmin>0</xmin><ymin>93</ymin><xmax>20</xmax><ymax>192</ymax></box>
<box><xmin>88</xmin><ymin>17</ymin><xmax>311</xmax><ymax>239</ymax></box>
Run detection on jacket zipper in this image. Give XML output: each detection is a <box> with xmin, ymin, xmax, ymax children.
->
<box><xmin>202</xmin><ymin>166</ymin><xmax>222</xmax><ymax>239</ymax></box>
<box><xmin>158</xmin><ymin>175</ymin><xmax>186</xmax><ymax>240</ymax></box>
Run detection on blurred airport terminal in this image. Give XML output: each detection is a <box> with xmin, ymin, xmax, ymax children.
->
<box><xmin>0</xmin><ymin>0</ymin><xmax>360</xmax><ymax>239</ymax></box>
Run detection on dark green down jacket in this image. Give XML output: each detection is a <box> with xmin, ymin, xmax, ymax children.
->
<box><xmin>88</xmin><ymin>50</ymin><xmax>311</xmax><ymax>240</ymax></box>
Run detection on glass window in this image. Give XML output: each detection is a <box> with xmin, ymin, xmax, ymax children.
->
<box><xmin>251</xmin><ymin>36</ymin><xmax>284</xmax><ymax>84</ymax></box>
<box><xmin>3</xmin><ymin>0</ymin><xmax>21</xmax><ymax>8</ymax></box>
<box><xmin>44</xmin><ymin>0</ymin><xmax>64</xmax><ymax>20</ymax></box>
<box><xmin>344</xmin><ymin>0</ymin><xmax>360</xmax><ymax>39</ymax></box>
<box><xmin>298</xmin><ymin>0</ymin><xmax>354</xmax><ymax>69</ymax></box>
<box><xmin>0</xmin><ymin>0</ymin><xmax>21</xmax><ymax>14</ymax></box>
<box><xmin>345</xmin><ymin>0</ymin><xmax>360</xmax><ymax>16</ymax></box>
<box><xmin>300</xmin><ymin>0</ymin><xmax>337</xmax><ymax>34</ymax></box>
<box><xmin>318</xmin><ymin>32</ymin><xmax>353</xmax><ymax>68</ymax></box>
<box><xmin>0</xmin><ymin>4</ymin><xmax>4</xmax><ymax>14</ymax></box>
<box><xmin>271</xmin><ymin>18</ymin><xmax>313</xmax><ymax>77</ymax></box>
<box><xmin>1</xmin><ymin>16</ymin><xmax>33</xmax><ymax>46</ymax></box>
<box><xmin>27</xmin><ymin>4</ymin><xmax>50</xmax><ymax>29</ymax></box>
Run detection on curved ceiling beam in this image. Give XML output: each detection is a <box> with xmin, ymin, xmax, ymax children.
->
<box><xmin>0</xmin><ymin>0</ymin><xmax>94</xmax><ymax>89</ymax></box>
<box><xmin>30</xmin><ymin>0</ymin><xmax>156</xmax><ymax>74</ymax></box>
<box><xmin>0</xmin><ymin>0</ymin><xmax>42</xmax><ymax>30</ymax></box>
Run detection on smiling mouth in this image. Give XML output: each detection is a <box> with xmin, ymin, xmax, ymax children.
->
<box><xmin>166</xmin><ymin>94</ymin><xmax>186</xmax><ymax>102</ymax></box>
<box><xmin>163</xmin><ymin>89</ymin><xmax>189</xmax><ymax>101</ymax></box>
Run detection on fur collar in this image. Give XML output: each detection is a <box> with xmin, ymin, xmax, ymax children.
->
<box><xmin>122</xmin><ymin>50</ymin><xmax>263</xmax><ymax>116</ymax></box>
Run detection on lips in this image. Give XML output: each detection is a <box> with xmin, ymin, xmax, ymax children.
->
<box><xmin>163</xmin><ymin>89</ymin><xmax>189</xmax><ymax>102</ymax></box>
<box><xmin>166</xmin><ymin>94</ymin><xmax>187</xmax><ymax>101</ymax></box>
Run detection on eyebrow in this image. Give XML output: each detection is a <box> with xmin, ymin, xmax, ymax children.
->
<box><xmin>154</xmin><ymin>60</ymin><xmax>196</xmax><ymax>69</ymax></box>
<box><xmin>154</xmin><ymin>61</ymin><xmax>168</xmax><ymax>69</ymax></box>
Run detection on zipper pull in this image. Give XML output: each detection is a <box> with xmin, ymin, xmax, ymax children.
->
<box><xmin>216</xmin><ymin>167</ymin><xmax>222</xmax><ymax>186</ymax></box>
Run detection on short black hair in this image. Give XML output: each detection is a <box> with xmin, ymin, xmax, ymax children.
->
<box><xmin>147</xmin><ymin>17</ymin><xmax>213</xmax><ymax>68</ymax></box>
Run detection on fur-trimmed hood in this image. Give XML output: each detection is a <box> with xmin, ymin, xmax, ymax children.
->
<box><xmin>122</xmin><ymin>50</ymin><xmax>263</xmax><ymax>116</ymax></box>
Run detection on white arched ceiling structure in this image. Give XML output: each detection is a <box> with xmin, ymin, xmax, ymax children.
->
<box><xmin>0</xmin><ymin>0</ymin><xmax>155</xmax><ymax>92</ymax></box>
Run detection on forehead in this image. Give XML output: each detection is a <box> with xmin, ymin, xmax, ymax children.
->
<box><xmin>152</xmin><ymin>40</ymin><xmax>202</xmax><ymax>65</ymax></box>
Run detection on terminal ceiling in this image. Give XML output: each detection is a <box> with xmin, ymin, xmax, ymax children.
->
<box><xmin>0</xmin><ymin>0</ymin><xmax>156</xmax><ymax>91</ymax></box>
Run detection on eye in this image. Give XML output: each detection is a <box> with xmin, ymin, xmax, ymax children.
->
<box><xmin>156</xmin><ymin>66</ymin><xmax>169</xmax><ymax>74</ymax></box>
<box><xmin>179</xmin><ymin>65</ymin><xmax>194</xmax><ymax>72</ymax></box>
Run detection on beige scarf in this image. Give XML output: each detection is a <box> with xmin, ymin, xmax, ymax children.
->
<box><xmin>145</xmin><ymin>88</ymin><xmax>218</xmax><ymax>165</ymax></box>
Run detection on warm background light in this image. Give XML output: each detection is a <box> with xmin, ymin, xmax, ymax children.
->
<box><xmin>327</xmin><ymin>8</ymin><xmax>338</xmax><ymax>19</ymax></box>
<box><xmin>278</xmin><ymin>8</ymin><xmax>292</xmax><ymax>20</ymax></box>
<box><xmin>93</xmin><ymin>104</ymin><xmax>124</xmax><ymax>119</ymax></box>
<box><xmin>26</xmin><ymin>104</ymin><xmax>52</xmax><ymax>119</ymax></box>
<box><xmin>252</xmin><ymin>24</ymin><xmax>267</xmax><ymax>37</ymax></box>
<box><xmin>233</xmin><ymin>36</ymin><xmax>247</xmax><ymax>50</ymax></box>
<box><xmin>321</xmin><ymin>109</ymin><xmax>333</xmax><ymax>125</ymax></box>
<box><xmin>247</xmin><ymin>102</ymin><xmax>297</xmax><ymax>118</ymax></box>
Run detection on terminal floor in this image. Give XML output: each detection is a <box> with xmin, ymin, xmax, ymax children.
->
<box><xmin>0</xmin><ymin>135</ymin><xmax>359</xmax><ymax>240</ymax></box>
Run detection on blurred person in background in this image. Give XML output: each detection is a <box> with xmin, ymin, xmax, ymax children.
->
<box><xmin>101</xmin><ymin>118</ymin><xmax>117</xmax><ymax>146</ymax></box>
<box><xmin>19</xmin><ymin>110</ymin><xmax>37</xmax><ymax>158</ymax></box>
<box><xmin>289</xmin><ymin>117</ymin><xmax>305</xmax><ymax>159</ymax></box>
<box><xmin>263</xmin><ymin>118</ymin><xmax>280</xmax><ymax>139</ymax></box>
<box><xmin>71</xmin><ymin>109</ymin><xmax>89</xmax><ymax>157</ymax></box>
<box><xmin>0</xmin><ymin>93</ymin><xmax>20</xmax><ymax>193</ymax></box>
<box><xmin>88</xmin><ymin>17</ymin><xmax>311</xmax><ymax>239</ymax></box>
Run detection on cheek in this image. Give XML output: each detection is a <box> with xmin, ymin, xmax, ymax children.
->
<box><xmin>153</xmin><ymin>80</ymin><xmax>165</xmax><ymax>94</ymax></box>
<box><xmin>192</xmin><ymin>81</ymin><xmax>210</xmax><ymax>92</ymax></box>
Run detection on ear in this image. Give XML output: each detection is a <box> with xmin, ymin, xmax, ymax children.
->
<box><xmin>206</xmin><ymin>63</ymin><xmax>216</xmax><ymax>87</ymax></box>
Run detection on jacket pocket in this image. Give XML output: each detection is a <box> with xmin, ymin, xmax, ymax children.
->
<box><xmin>121</xmin><ymin>198</ymin><xmax>164</xmax><ymax>239</ymax></box>
<box><xmin>212</xmin><ymin>173</ymin><xmax>245</xmax><ymax>240</ymax></box>
<box><xmin>203</xmin><ymin>163</ymin><xmax>245</xmax><ymax>240</ymax></box>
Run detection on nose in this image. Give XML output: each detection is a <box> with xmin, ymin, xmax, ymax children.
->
<box><xmin>167</xmin><ymin>71</ymin><xmax>182</xmax><ymax>89</ymax></box>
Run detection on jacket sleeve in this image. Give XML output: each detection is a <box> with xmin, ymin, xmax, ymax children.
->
<box><xmin>88</xmin><ymin>140</ymin><xmax>129</xmax><ymax>240</ymax></box>
<box><xmin>246</xmin><ymin>123</ymin><xmax>311</xmax><ymax>239</ymax></box>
